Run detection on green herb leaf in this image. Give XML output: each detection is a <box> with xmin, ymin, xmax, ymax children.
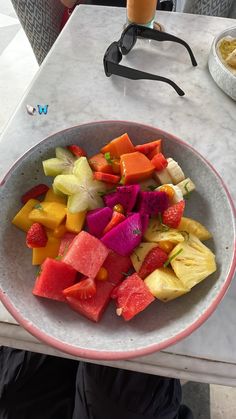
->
<box><xmin>55</xmin><ymin>255</ymin><xmax>62</xmax><ymax>261</ymax></box>
<box><xmin>133</xmin><ymin>228</ymin><xmax>141</xmax><ymax>236</ymax></box>
<box><xmin>119</xmin><ymin>176</ymin><xmax>125</xmax><ymax>185</ymax></box>
<box><xmin>104</xmin><ymin>152</ymin><xmax>113</xmax><ymax>164</ymax></box>
<box><xmin>34</xmin><ymin>204</ymin><xmax>43</xmax><ymax>210</ymax></box>
<box><xmin>184</xmin><ymin>181</ymin><xmax>191</xmax><ymax>200</ymax></box>
<box><xmin>163</xmin><ymin>248</ymin><xmax>183</xmax><ymax>268</ymax></box>
<box><xmin>36</xmin><ymin>267</ymin><xmax>42</xmax><ymax>277</ymax></box>
<box><xmin>158</xmin><ymin>213</ymin><xmax>170</xmax><ymax>231</ymax></box>
<box><xmin>148</xmin><ymin>185</ymin><xmax>157</xmax><ymax>191</ymax></box>
<box><xmin>133</xmin><ymin>250</ymin><xmax>140</xmax><ymax>262</ymax></box>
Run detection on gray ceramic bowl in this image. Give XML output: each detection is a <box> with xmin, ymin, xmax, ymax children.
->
<box><xmin>0</xmin><ymin>121</ymin><xmax>235</xmax><ymax>360</ymax></box>
<box><xmin>208</xmin><ymin>26</ymin><xmax>236</xmax><ymax>101</ymax></box>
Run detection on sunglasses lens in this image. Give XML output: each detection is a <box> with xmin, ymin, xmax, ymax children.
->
<box><xmin>121</xmin><ymin>27</ymin><xmax>136</xmax><ymax>55</ymax></box>
<box><xmin>110</xmin><ymin>44</ymin><xmax>122</xmax><ymax>64</ymax></box>
<box><xmin>104</xmin><ymin>42</ymin><xmax>122</xmax><ymax>77</ymax></box>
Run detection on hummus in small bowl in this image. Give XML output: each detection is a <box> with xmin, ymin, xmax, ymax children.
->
<box><xmin>208</xmin><ymin>26</ymin><xmax>236</xmax><ymax>101</ymax></box>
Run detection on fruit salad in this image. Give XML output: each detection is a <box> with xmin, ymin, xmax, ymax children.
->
<box><xmin>12</xmin><ymin>133</ymin><xmax>217</xmax><ymax>322</ymax></box>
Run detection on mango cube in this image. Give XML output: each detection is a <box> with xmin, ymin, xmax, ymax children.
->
<box><xmin>44</xmin><ymin>187</ymin><xmax>67</xmax><ymax>205</ymax></box>
<box><xmin>53</xmin><ymin>224</ymin><xmax>68</xmax><ymax>238</ymax></box>
<box><xmin>29</xmin><ymin>202</ymin><xmax>66</xmax><ymax>230</ymax></box>
<box><xmin>12</xmin><ymin>199</ymin><xmax>40</xmax><ymax>232</ymax></box>
<box><xmin>66</xmin><ymin>211</ymin><xmax>86</xmax><ymax>234</ymax></box>
<box><xmin>32</xmin><ymin>235</ymin><xmax>61</xmax><ymax>265</ymax></box>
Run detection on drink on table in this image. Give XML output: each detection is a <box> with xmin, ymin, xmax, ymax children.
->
<box><xmin>127</xmin><ymin>0</ymin><xmax>158</xmax><ymax>28</ymax></box>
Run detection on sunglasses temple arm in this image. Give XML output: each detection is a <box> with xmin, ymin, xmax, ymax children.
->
<box><xmin>139</xmin><ymin>27</ymin><xmax>197</xmax><ymax>67</ymax></box>
<box><xmin>108</xmin><ymin>62</ymin><xmax>185</xmax><ymax>96</ymax></box>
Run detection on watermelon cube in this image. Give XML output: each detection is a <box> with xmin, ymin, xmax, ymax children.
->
<box><xmin>62</xmin><ymin>231</ymin><xmax>109</xmax><ymax>278</ymax></box>
<box><xmin>111</xmin><ymin>273</ymin><xmax>155</xmax><ymax>321</ymax></box>
<box><xmin>33</xmin><ymin>258</ymin><xmax>77</xmax><ymax>302</ymax></box>
<box><xmin>58</xmin><ymin>232</ymin><xmax>77</xmax><ymax>258</ymax></box>
<box><xmin>65</xmin><ymin>251</ymin><xmax>132</xmax><ymax>322</ymax></box>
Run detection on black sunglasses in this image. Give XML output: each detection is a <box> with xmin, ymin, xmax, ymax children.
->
<box><xmin>103</xmin><ymin>24</ymin><xmax>197</xmax><ymax>96</ymax></box>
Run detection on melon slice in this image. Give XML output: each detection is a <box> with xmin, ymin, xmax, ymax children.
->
<box><xmin>65</xmin><ymin>251</ymin><xmax>132</xmax><ymax>322</ymax></box>
<box><xmin>63</xmin><ymin>231</ymin><xmax>109</xmax><ymax>278</ymax></box>
<box><xmin>58</xmin><ymin>232</ymin><xmax>77</xmax><ymax>258</ymax></box>
<box><xmin>111</xmin><ymin>273</ymin><xmax>155</xmax><ymax>321</ymax></box>
<box><xmin>33</xmin><ymin>258</ymin><xmax>77</xmax><ymax>301</ymax></box>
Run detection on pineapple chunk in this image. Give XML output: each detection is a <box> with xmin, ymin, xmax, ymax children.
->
<box><xmin>131</xmin><ymin>242</ymin><xmax>158</xmax><ymax>272</ymax></box>
<box><xmin>169</xmin><ymin>234</ymin><xmax>216</xmax><ymax>290</ymax></box>
<box><xmin>176</xmin><ymin>178</ymin><xmax>195</xmax><ymax>196</ymax></box>
<box><xmin>177</xmin><ymin>217</ymin><xmax>212</xmax><ymax>241</ymax></box>
<box><xmin>144</xmin><ymin>218</ymin><xmax>184</xmax><ymax>245</ymax></box>
<box><xmin>144</xmin><ymin>267</ymin><xmax>189</xmax><ymax>302</ymax></box>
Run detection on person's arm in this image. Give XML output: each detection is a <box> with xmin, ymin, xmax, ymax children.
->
<box><xmin>60</xmin><ymin>0</ymin><xmax>78</xmax><ymax>8</ymax></box>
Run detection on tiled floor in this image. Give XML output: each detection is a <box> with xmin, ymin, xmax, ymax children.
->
<box><xmin>1</xmin><ymin>1</ymin><xmax>236</xmax><ymax>418</ymax></box>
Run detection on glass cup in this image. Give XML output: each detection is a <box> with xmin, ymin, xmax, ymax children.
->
<box><xmin>126</xmin><ymin>0</ymin><xmax>158</xmax><ymax>28</ymax></box>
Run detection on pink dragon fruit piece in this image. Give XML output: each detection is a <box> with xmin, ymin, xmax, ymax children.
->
<box><xmin>101</xmin><ymin>213</ymin><xmax>142</xmax><ymax>256</ymax></box>
<box><xmin>137</xmin><ymin>191</ymin><xmax>169</xmax><ymax>216</ymax></box>
<box><xmin>86</xmin><ymin>207</ymin><xmax>113</xmax><ymax>238</ymax></box>
<box><xmin>127</xmin><ymin>212</ymin><xmax>149</xmax><ymax>235</ymax></box>
<box><xmin>104</xmin><ymin>184</ymin><xmax>140</xmax><ymax>213</ymax></box>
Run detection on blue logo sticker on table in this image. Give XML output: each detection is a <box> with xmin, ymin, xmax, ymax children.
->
<box><xmin>26</xmin><ymin>104</ymin><xmax>49</xmax><ymax>116</ymax></box>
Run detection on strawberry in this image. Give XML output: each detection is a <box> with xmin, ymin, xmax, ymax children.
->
<box><xmin>67</xmin><ymin>144</ymin><xmax>87</xmax><ymax>157</ymax></box>
<box><xmin>63</xmin><ymin>277</ymin><xmax>96</xmax><ymax>300</ymax></box>
<box><xmin>21</xmin><ymin>184</ymin><xmax>49</xmax><ymax>204</ymax></box>
<box><xmin>162</xmin><ymin>200</ymin><xmax>185</xmax><ymax>228</ymax></box>
<box><xmin>138</xmin><ymin>247</ymin><xmax>168</xmax><ymax>279</ymax></box>
<box><xmin>103</xmin><ymin>211</ymin><xmax>126</xmax><ymax>234</ymax></box>
<box><xmin>26</xmin><ymin>223</ymin><xmax>48</xmax><ymax>248</ymax></box>
<box><xmin>135</xmin><ymin>140</ymin><xmax>162</xmax><ymax>156</ymax></box>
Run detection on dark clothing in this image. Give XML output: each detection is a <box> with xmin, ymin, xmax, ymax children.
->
<box><xmin>73</xmin><ymin>362</ymin><xmax>183</xmax><ymax>419</ymax></box>
<box><xmin>0</xmin><ymin>347</ymin><xmax>193</xmax><ymax>419</ymax></box>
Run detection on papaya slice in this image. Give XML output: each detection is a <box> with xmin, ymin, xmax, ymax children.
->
<box><xmin>120</xmin><ymin>151</ymin><xmax>155</xmax><ymax>184</ymax></box>
<box><xmin>101</xmin><ymin>133</ymin><xmax>135</xmax><ymax>158</ymax></box>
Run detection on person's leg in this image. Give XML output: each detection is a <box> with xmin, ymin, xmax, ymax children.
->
<box><xmin>73</xmin><ymin>361</ymin><xmax>192</xmax><ymax>419</ymax></box>
<box><xmin>0</xmin><ymin>346</ymin><xmax>78</xmax><ymax>419</ymax></box>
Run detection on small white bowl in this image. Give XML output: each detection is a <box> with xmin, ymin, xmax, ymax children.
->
<box><xmin>208</xmin><ymin>26</ymin><xmax>236</xmax><ymax>101</ymax></box>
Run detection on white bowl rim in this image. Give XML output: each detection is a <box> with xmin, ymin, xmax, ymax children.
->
<box><xmin>0</xmin><ymin>120</ymin><xmax>235</xmax><ymax>360</ymax></box>
<box><xmin>211</xmin><ymin>25</ymin><xmax>236</xmax><ymax>81</ymax></box>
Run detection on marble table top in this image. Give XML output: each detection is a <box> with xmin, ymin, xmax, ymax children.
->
<box><xmin>0</xmin><ymin>6</ymin><xmax>236</xmax><ymax>385</ymax></box>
